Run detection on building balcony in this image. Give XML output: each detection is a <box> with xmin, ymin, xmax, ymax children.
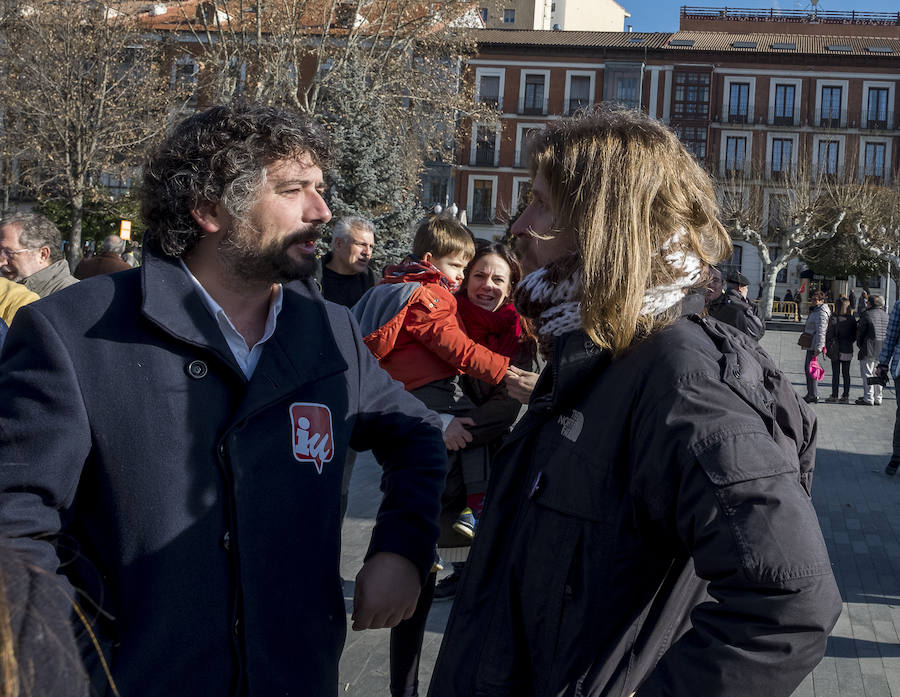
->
<box><xmin>861</xmin><ymin>110</ymin><xmax>895</xmax><ymax>130</ymax></box>
<box><xmin>470</xmin><ymin>207</ymin><xmax>494</xmax><ymax>224</ymax></box>
<box><xmin>520</xmin><ymin>103</ymin><xmax>545</xmax><ymax>116</ymax></box>
<box><xmin>472</xmin><ymin>149</ymin><xmax>497</xmax><ymax>167</ymax></box>
<box><xmin>565</xmin><ymin>98</ymin><xmax>591</xmax><ymax>115</ymax></box>
<box><xmin>712</xmin><ymin>113</ymin><xmax>758</xmax><ymax>125</ymax></box>
<box><xmin>862</xmin><ymin>173</ymin><xmax>887</xmax><ymax>186</ymax></box>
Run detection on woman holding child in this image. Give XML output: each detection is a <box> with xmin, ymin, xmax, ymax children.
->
<box><xmin>352</xmin><ymin>216</ymin><xmax>516</xmax><ymax>697</ymax></box>
<box><xmin>434</xmin><ymin>242</ymin><xmax>536</xmax><ymax>600</ymax></box>
<box><xmin>427</xmin><ymin>107</ymin><xmax>840</xmax><ymax>697</ymax></box>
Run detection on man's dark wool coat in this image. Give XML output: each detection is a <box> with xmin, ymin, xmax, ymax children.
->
<box><xmin>0</xmin><ymin>251</ymin><xmax>447</xmax><ymax>697</ymax></box>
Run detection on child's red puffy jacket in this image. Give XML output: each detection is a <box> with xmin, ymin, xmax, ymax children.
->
<box><xmin>352</xmin><ymin>278</ymin><xmax>509</xmax><ymax>391</ymax></box>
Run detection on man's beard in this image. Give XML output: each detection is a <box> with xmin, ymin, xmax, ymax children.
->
<box><xmin>219</xmin><ymin>221</ymin><xmax>319</xmax><ymax>284</ymax></box>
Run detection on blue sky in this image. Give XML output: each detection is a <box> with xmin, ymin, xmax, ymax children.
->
<box><xmin>621</xmin><ymin>1</ymin><xmax>900</xmax><ymax>33</ymax></box>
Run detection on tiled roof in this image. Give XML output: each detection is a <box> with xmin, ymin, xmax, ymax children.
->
<box><xmin>471</xmin><ymin>29</ymin><xmax>671</xmax><ymax>49</ymax></box>
<box><xmin>668</xmin><ymin>30</ymin><xmax>900</xmax><ymax>55</ymax></box>
<box><xmin>472</xmin><ymin>28</ymin><xmax>900</xmax><ymax>57</ymax></box>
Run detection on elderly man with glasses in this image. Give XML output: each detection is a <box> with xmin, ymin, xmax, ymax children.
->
<box><xmin>0</xmin><ymin>213</ymin><xmax>78</xmax><ymax>297</ymax></box>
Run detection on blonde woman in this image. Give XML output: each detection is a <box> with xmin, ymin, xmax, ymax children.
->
<box><xmin>429</xmin><ymin>108</ymin><xmax>841</xmax><ymax>697</ymax></box>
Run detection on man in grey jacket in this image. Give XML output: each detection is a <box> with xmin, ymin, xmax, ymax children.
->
<box><xmin>0</xmin><ymin>213</ymin><xmax>78</xmax><ymax>297</ymax></box>
<box><xmin>856</xmin><ymin>293</ymin><xmax>888</xmax><ymax>405</ymax></box>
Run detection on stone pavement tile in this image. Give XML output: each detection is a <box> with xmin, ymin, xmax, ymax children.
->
<box><xmin>812</xmin><ymin>656</ymin><xmax>841</xmax><ymax>697</ymax></box>
<box><xmin>794</xmin><ymin>672</ymin><xmax>815</xmax><ymax>697</ymax></box>
<box><xmin>886</xmin><ymin>666</ymin><xmax>900</xmax><ymax>697</ymax></box>
<box><xmin>861</xmin><ymin>673</ymin><xmax>893</xmax><ymax>697</ymax></box>
<box><xmin>834</xmin><ymin>655</ymin><xmax>866</xmax><ymax>697</ymax></box>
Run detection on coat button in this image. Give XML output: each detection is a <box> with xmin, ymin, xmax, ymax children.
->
<box><xmin>187</xmin><ymin>360</ymin><xmax>208</xmax><ymax>379</ymax></box>
<box><xmin>222</xmin><ymin>531</ymin><xmax>231</xmax><ymax>551</ymax></box>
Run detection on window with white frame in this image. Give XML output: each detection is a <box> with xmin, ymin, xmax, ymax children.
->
<box><xmin>470</xmin><ymin>178</ymin><xmax>495</xmax><ymax>223</ymax></box>
<box><xmin>863</xmin><ymin>142</ymin><xmax>886</xmax><ymax>181</ymax></box>
<box><xmin>471</xmin><ymin>124</ymin><xmax>498</xmax><ymax>167</ymax></box>
<box><xmin>820</xmin><ymin>86</ymin><xmax>842</xmax><ymax>127</ymax></box>
<box><xmin>771</xmin><ymin>138</ymin><xmax>793</xmax><ymax>177</ymax></box>
<box><xmin>521</xmin><ymin>72</ymin><xmax>548</xmax><ymax>114</ymax></box>
<box><xmin>866</xmin><ymin>87</ymin><xmax>889</xmax><ymax>128</ymax></box>
<box><xmin>725</xmin><ymin>136</ymin><xmax>747</xmax><ymax>173</ymax></box>
<box><xmin>512</xmin><ymin>177</ymin><xmax>532</xmax><ymax>212</ymax></box>
<box><xmin>817</xmin><ymin>139</ymin><xmax>840</xmax><ymax>175</ymax></box>
<box><xmin>479</xmin><ymin>75</ymin><xmax>500</xmax><ymax>107</ymax></box>
<box><xmin>603</xmin><ymin>63</ymin><xmax>642</xmax><ymax>109</ymax></box>
<box><xmin>773</xmin><ymin>84</ymin><xmax>795</xmax><ymax>125</ymax></box>
<box><xmin>566</xmin><ymin>74</ymin><xmax>592</xmax><ymax>115</ymax></box>
<box><xmin>728</xmin><ymin>82</ymin><xmax>750</xmax><ymax>123</ymax></box>
<box><xmin>515</xmin><ymin>123</ymin><xmax>544</xmax><ymax>168</ymax></box>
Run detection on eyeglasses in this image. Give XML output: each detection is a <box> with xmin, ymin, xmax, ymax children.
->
<box><xmin>0</xmin><ymin>247</ymin><xmax>35</xmax><ymax>260</ymax></box>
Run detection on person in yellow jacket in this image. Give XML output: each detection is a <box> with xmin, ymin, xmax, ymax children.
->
<box><xmin>0</xmin><ymin>276</ymin><xmax>38</xmax><ymax>326</ymax></box>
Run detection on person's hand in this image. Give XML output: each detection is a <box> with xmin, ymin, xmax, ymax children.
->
<box><xmin>444</xmin><ymin>417</ymin><xmax>475</xmax><ymax>451</ymax></box>
<box><xmin>505</xmin><ymin>366</ymin><xmax>539</xmax><ymax>404</ymax></box>
<box><xmin>352</xmin><ymin>552</ymin><xmax>420</xmax><ymax>631</ymax></box>
<box><xmin>877</xmin><ymin>363</ymin><xmax>889</xmax><ymax>379</ymax></box>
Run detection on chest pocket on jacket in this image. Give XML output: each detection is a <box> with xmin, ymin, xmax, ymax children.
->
<box><xmin>527</xmin><ymin>440</ymin><xmax>617</xmax><ymax>524</ymax></box>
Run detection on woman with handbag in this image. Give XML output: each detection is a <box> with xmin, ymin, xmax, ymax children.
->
<box><xmin>800</xmin><ymin>290</ymin><xmax>830</xmax><ymax>403</ymax></box>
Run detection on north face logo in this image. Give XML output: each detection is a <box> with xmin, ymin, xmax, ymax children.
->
<box><xmin>558</xmin><ymin>409</ymin><xmax>584</xmax><ymax>443</ymax></box>
<box><xmin>290</xmin><ymin>402</ymin><xmax>334</xmax><ymax>474</ymax></box>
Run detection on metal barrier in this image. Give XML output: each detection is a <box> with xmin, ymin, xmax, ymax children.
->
<box><xmin>770</xmin><ymin>301</ymin><xmax>800</xmax><ymax>322</ymax></box>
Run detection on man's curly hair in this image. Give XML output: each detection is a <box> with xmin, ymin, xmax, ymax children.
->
<box><xmin>141</xmin><ymin>104</ymin><xmax>332</xmax><ymax>258</ymax></box>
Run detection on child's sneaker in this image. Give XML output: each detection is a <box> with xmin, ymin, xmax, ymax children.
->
<box><xmin>452</xmin><ymin>507</ymin><xmax>476</xmax><ymax>538</ymax></box>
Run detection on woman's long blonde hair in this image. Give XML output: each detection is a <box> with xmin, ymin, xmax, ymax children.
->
<box><xmin>529</xmin><ymin>106</ymin><xmax>732</xmax><ymax>355</ymax></box>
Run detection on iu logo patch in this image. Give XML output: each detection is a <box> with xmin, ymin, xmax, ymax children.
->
<box><xmin>289</xmin><ymin>402</ymin><xmax>334</xmax><ymax>474</ymax></box>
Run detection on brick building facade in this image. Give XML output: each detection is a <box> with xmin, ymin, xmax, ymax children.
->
<box><xmin>457</xmin><ymin>7</ymin><xmax>900</xmax><ymax>298</ymax></box>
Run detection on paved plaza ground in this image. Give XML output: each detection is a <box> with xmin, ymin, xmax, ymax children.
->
<box><xmin>338</xmin><ymin>327</ymin><xmax>900</xmax><ymax>697</ymax></box>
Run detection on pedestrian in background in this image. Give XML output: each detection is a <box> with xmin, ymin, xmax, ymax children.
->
<box><xmin>74</xmin><ymin>235</ymin><xmax>131</xmax><ymax>279</ymax></box>
<box><xmin>877</xmin><ymin>297</ymin><xmax>900</xmax><ymax>474</ymax></box>
<box><xmin>802</xmin><ymin>290</ymin><xmax>830</xmax><ymax>403</ymax></box>
<box><xmin>825</xmin><ymin>298</ymin><xmax>856</xmax><ymax>403</ymax></box>
<box><xmin>856</xmin><ymin>293</ymin><xmax>888</xmax><ymax>405</ymax></box>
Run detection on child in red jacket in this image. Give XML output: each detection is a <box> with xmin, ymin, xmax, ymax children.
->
<box><xmin>353</xmin><ymin>214</ymin><xmax>509</xmax><ymax>392</ymax></box>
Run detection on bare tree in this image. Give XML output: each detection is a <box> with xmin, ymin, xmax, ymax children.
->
<box><xmin>718</xmin><ymin>157</ymin><xmax>872</xmax><ymax>318</ymax></box>
<box><xmin>0</xmin><ymin>0</ymin><xmax>185</xmax><ymax>267</ymax></box>
<box><xmin>169</xmin><ymin>0</ymin><xmax>495</xmax><ymax>245</ymax></box>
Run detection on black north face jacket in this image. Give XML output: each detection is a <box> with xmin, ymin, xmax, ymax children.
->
<box><xmin>428</xmin><ymin>297</ymin><xmax>841</xmax><ymax>697</ymax></box>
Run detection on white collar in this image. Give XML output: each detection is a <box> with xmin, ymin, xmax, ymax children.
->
<box><xmin>179</xmin><ymin>260</ymin><xmax>283</xmax><ymax>379</ymax></box>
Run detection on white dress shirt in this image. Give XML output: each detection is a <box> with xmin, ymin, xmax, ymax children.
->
<box><xmin>180</xmin><ymin>260</ymin><xmax>283</xmax><ymax>379</ymax></box>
